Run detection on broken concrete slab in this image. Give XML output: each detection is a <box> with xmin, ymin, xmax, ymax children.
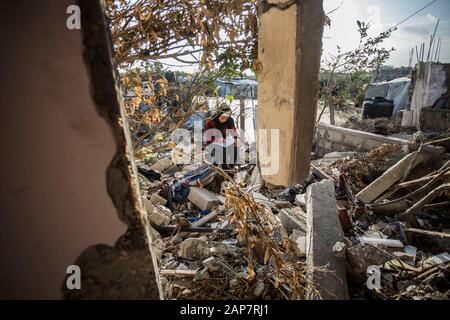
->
<box><xmin>279</xmin><ymin>207</ymin><xmax>307</xmax><ymax>234</ymax></box>
<box><xmin>234</xmin><ymin>171</ymin><xmax>249</xmax><ymax>185</ymax></box>
<box><xmin>358</xmin><ymin>237</ymin><xmax>404</xmax><ymax>248</ymax></box>
<box><xmin>188</xmin><ymin>187</ymin><xmax>220</xmax><ymax>211</ymax></box>
<box><xmin>294</xmin><ymin>193</ymin><xmax>306</xmax><ymax>207</ymax></box>
<box><xmin>252</xmin><ymin>192</ymin><xmax>271</xmax><ymax>206</ymax></box>
<box><xmin>150</xmin><ymin>194</ymin><xmax>167</xmax><ymax>206</ymax></box>
<box><xmin>202</xmin><ymin>257</ymin><xmax>220</xmax><ymax>272</ymax></box>
<box><xmin>295</xmin><ymin>236</ymin><xmax>306</xmax><ymax>253</ymax></box>
<box><xmin>289</xmin><ymin>229</ymin><xmax>306</xmax><ymax>242</ymax></box>
<box><xmin>191</xmin><ymin>209</ymin><xmax>221</xmax><ymax>228</ymax></box>
<box><xmin>150</xmin><ymin>157</ymin><xmax>173</xmax><ymax>172</ymax></box>
<box><xmin>177</xmin><ymin>238</ymin><xmax>238</xmax><ymax>261</ymax></box>
<box><xmin>148</xmin><ymin>209</ymin><xmax>170</xmax><ymax>226</ymax></box>
<box><xmin>155</xmin><ymin>205</ymin><xmax>173</xmax><ymax>218</ymax></box>
<box><xmin>316</xmin><ymin>123</ymin><xmax>411</xmax><ymax>158</ymax></box>
<box><xmin>346</xmin><ymin>244</ymin><xmax>391</xmax><ymax>274</ymax></box>
<box><xmin>423</xmin><ymin>252</ymin><xmax>450</xmax><ymax>269</ymax></box>
<box><xmin>305</xmin><ymin>180</ymin><xmax>349</xmax><ymax>300</ymax></box>
<box><xmin>143</xmin><ymin>198</ymin><xmax>154</xmax><ymax>214</ymax></box>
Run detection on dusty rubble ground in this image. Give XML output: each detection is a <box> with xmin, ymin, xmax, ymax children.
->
<box><xmin>137</xmin><ymin>155</ymin><xmax>318</xmax><ymax>300</ymax></box>
<box><xmin>135</xmin><ymin>124</ymin><xmax>450</xmax><ymax>300</ymax></box>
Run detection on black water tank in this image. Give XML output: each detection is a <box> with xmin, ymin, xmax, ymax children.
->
<box><xmin>362</xmin><ymin>97</ymin><xmax>395</xmax><ymax>119</ymax></box>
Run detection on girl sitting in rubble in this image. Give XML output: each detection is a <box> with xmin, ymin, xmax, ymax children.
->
<box><xmin>203</xmin><ymin>104</ymin><xmax>240</xmax><ymax>170</ymax></box>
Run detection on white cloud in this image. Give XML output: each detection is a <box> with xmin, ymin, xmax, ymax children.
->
<box><xmin>426</xmin><ymin>14</ymin><xmax>438</xmax><ymax>23</ymax></box>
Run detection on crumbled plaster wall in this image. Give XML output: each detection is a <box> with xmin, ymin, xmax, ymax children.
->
<box><xmin>0</xmin><ymin>0</ymin><xmax>159</xmax><ymax>299</ymax></box>
<box><xmin>410</xmin><ymin>62</ymin><xmax>450</xmax><ymax>127</ymax></box>
<box><xmin>62</xmin><ymin>0</ymin><xmax>163</xmax><ymax>300</ymax></box>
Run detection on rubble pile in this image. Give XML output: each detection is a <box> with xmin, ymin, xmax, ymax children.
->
<box><xmin>136</xmin><ymin>132</ymin><xmax>449</xmax><ymax>300</ymax></box>
<box><xmin>314</xmin><ymin>137</ymin><xmax>450</xmax><ymax>300</ymax></box>
<box><xmin>330</xmin><ymin>144</ymin><xmax>403</xmax><ymax>191</ymax></box>
<box><xmin>137</xmin><ymin>157</ymin><xmax>324</xmax><ymax>300</ymax></box>
<box><xmin>341</xmin><ymin>117</ymin><xmax>404</xmax><ymax>136</ymax></box>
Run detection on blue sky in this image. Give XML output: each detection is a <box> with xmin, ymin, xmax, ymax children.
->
<box><xmin>323</xmin><ymin>0</ymin><xmax>450</xmax><ymax>66</ymax></box>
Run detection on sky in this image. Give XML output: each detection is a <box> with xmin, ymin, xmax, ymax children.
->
<box><xmin>323</xmin><ymin>0</ymin><xmax>450</xmax><ymax>67</ymax></box>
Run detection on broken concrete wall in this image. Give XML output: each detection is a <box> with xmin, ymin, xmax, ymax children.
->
<box><xmin>315</xmin><ymin>123</ymin><xmax>410</xmax><ymax>158</ymax></box>
<box><xmin>257</xmin><ymin>0</ymin><xmax>324</xmax><ymax>186</ymax></box>
<box><xmin>420</xmin><ymin>108</ymin><xmax>450</xmax><ymax>133</ymax></box>
<box><xmin>0</xmin><ymin>0</ymin><xmax>161</xmax><ymax>299</ymax></box>
<box><xmin>409</xmin><ymin>62</ymin><xmax>450</xmax><ymax>128</ymax></box>
<box><xmin>371</xmin><ymin>66</ymin><xmax>412</xmax><ymax>83</ymax></box>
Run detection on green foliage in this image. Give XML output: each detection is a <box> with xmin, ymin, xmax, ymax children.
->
<box><xmin>319</xmin><ymin>21</ymin><xmax>395</xmax><ymax>122</ymax></box>
<box><xmin>320</xmin><ymin>70</ymin><xmax>371</xmax><ymax>107</ymax></box>
<box><xmin>225</xmin><ymin>95</ymin><xmax>235</xmax><ymax>103</ymax></box>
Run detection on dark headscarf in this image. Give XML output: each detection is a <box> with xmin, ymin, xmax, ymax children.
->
<box><xmin>211</xmin><ymin>105</ymin><xmax>235</xmax><ymax>131</ymax></box>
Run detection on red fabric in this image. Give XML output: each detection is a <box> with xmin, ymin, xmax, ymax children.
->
<box><xmin>204</xmin><ymin>118</ymin><xmax>239</xmax><ymax>145</ymax></box>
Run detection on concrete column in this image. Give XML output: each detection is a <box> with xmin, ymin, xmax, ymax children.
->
<box><xmin>257</xmin><ymin>0</ymin><xmax>324</xmax><ymax>186</ymax></box>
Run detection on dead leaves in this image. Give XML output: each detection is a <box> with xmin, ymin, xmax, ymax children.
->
<box><xmin>107</xmin><ymin>0</ymin><xmax>259</xmax><ymax>72</ymax></box>
<box><xmin>223</xmin><ymin>184</ymin><xmax>312</xmax><ymax>299</ymax></box>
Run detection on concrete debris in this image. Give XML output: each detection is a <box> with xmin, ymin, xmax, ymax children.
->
<box><xmin>355</xmin><ymin>151</ymin><xmax>430</xmax><ymax>204</ymax></box>
<box><xmin>188</xmin><ymin>187</ymin><xmax>220</xmax><ymax>211</ymax></box>
<box><xmin>295</xmin><ymin>236</ymin><xmax>306</xmax><ymax>253</ymax></box>
<box><xmin>358</xmin><ymin>237</ymin><xmax>404</xmax><ymax>248</ymax></box>
<box><xmin>346</xmin><ymin>244</ymin><xmax>391</xmax><ymax>274</ymax></box>
<box><xmin>202</xmin><ymin>257</ymin><xmax>220</xmax><ymax>272</ymax></box>
<box><xmin>289</xmin><ymin>229</ymin><xmax>306</xmax><ymax>242</ymax></box>
<box><xmin>177</xmin><ymin>238</ymin><xmax>238</xmax><ymax>261</ymax></box>
<box><xmin>310</xmin><ymin>133</ymin><xmax>450</xmax><ymax>300</ymax></box>
<box><xmin>155</xmin><ymin>205</ymin><xmax>173</xmax><ymax>218</ymax></box>
<box><xmin>148</xmin><ymin>211</ymin><xmax>170</xmax><ymax>226</ymax></box>
<box><xmin>423</xmin><ymin>252</ymin><xmax>450</xmax><ymax>269</ymax></box>
<box><xmin>150</xmin><ymin>157</ymin><xmax>173</xmax><ymax>172</ymax></box>
<box><xmin>150</xmin><ymin>194</ymin><xmax>167</xmax><ymax>206</ymax></box>
<box><xmin>332</xmin><ymin>241</ymin><xmax>346</xmax><ymax>260</ymax></box>
<box><xmin>148</xmin><ymin>208</ymin><xmax>170</xmax><ymax>226</ymax></box>
<box><xmin>278</xmin><ymin>207</ymin><xmax>307</xmax><ymax>234</ymax></box>
<box><xmin>249</xmin><ymin>165</ymin><xmax>263</xmax><ymax>192</ymax></box>
<box><xmin>252</xmin><ymin>279</ymin><xmax>265</xmax><ymax>297</ymax></box>
<box><xmin>143</xmin><ymin>198</ymin><xmax>154</xmax><ymax>214</ymax></box>
<box><xmin>234</xmin><ymin>171</ymin><xmax>249</xmax><ymax>185</ymax></box>
<box><xmin>251</xmin><ymin>192</ymin><xmax>271</xmax><ymax>206</ymax></box>
<box><xmin>138</xmin><ymin>123</ymin><xmax>449</xmax><ymax>301</ymax></box>
<box><xmin>294</xmin><ymin>193</ymin><xmax>306</xmax><ymax>207</ymax></box>
<box><xmin>305</xmin><ymin>180</ymin><xmax>349</xmax><ymax>300</ymax></box>
<box><xmin>191</xmin><ymin>209</ymin><xmax>222</xmax><ymax>227</ymax></box>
